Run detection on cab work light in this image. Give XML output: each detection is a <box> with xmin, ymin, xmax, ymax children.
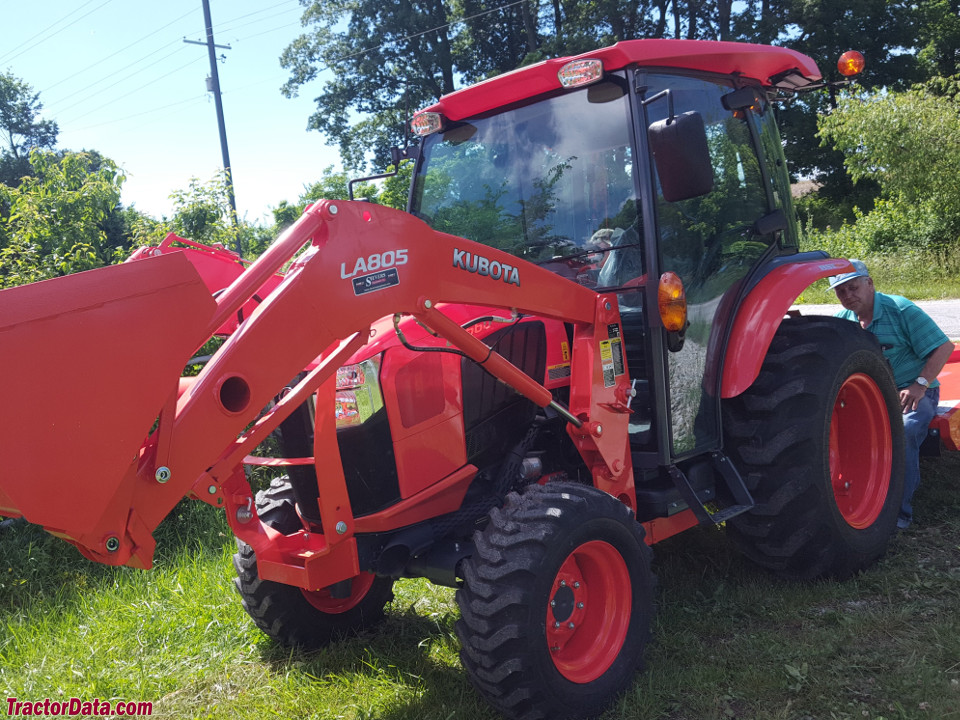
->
<box><xmin>411</xmin><ymin>112</ymin><xmax>445</xmax><ymax>137</ymax></box>
<box><xmin>558</xmin><ymin>58</ymin><xmax>604</xmax><ymax>88</ymax></box>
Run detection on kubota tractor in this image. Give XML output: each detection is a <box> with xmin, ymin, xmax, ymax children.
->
<box><xmin>2</xmin><ymin>39</ymin><xmax>957</xmax><ymax>720</ymax></box>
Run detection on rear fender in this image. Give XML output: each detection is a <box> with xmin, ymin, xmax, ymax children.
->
<box><xmin>721</xmin><ymin>257</ymin><xmax>852</xmax><ymax>398</ymax></box>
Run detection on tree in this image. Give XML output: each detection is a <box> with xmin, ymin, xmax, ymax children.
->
<box><xmin>281</xmin><ymin>0</ymin><xmax>459</xmax><ymax>170</ymax></box>
<box><xmin>916</xmin><ymin>0</ymin><xmax>960</xmax><ymax>78</ymax></box>
<box><xmin>130</xmin><ymin>171</ymin><xmax>274</xmax><ymax>259</ymax></box>
<box><xmin>281</xmin><ymin>0</ymin><xmax>932</xmax><ymax>184</ymax></box>
<box><xmin>456</xmin><ymin>0</ymin><xmax>546</xmax><ymax>82</ymax></box>
<box><xmin>751</xmin><ymin>0</ymin><xmax>922</xmax><ymax>185</ymax></box>
<box><xmin>298</xmin><ymin>165</ymin><xmax>378</xmax><ymax>205</ymax></box>
<box><xmin>270</xmin><ymin>162</ymin><xmax>413</xmax><ymax>232</ymax></box>
<box><xmin>0</xmin><ymin>72</ymin><xmax>59</xmax><ymax>188</ymax></box>
<box><xmin>0</xmin><ymin>150</ymin><xmax>124</xmax><ymax>287</ymax></box>
<box><xmin>816</xmin><ymin>85</ymin><xmax>960</xmax><ymax>250</ymax></box>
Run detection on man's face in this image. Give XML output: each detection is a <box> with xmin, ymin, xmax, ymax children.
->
<box><xmin>834</xmin><ymin>276</ymin><xmax>874</xmax><ymax>314</ymax></box>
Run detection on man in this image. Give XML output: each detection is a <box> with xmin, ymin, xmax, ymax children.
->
<box><xmin>830</xmin><ymin>259</ymin><xmax>955</xmax><ymax>529</ymax></box>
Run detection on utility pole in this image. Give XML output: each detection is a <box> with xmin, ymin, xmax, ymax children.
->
<box><xmin>185</xmin><ymin>0</ymin><xmax>239</xmax><ymax>246</ymax></box>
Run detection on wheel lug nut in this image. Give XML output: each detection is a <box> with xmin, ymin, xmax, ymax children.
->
<box><xmin>559</xmin><ymin>580</ymin><xmax>566</xmax><ymax>587</ymax></box>
<box><xmin>554</xmin><ymin>621</ymin><xmax>560</xmax><ymax>628</ymax></box>
<box><xmin>550</xmin><ymin>600</ymin><xmax>556</xmax><ymax>607</ymax></box>
<box><xmin>577</xmin><ymin>602</ymin><xmax>584</xmax><ymax>609</ymax></box>
<box><xmin>573</xmin><ymin>582</ymin><xmax>580</xmax><ymax>589</ymax></box>
<box><xmin>568</xmin><ymin>622</ymin><xmax>575</xmax><ymax>629</ymax></box>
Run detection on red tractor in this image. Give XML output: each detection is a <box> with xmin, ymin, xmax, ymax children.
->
<box><xmin>1</xmin><ymin>39</ymin><xmax>957</xmax><ymax>720</ymax></box>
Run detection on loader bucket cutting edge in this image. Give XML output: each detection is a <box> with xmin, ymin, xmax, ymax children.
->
<box><xmin>0</xmin><ymin>251</ymin><xmax>217</xmax><ymax>542</ymax></box>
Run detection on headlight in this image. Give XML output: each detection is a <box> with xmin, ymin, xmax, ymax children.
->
<box><xmin>334</xmin><ymin>355</ymin><xmax>384</xmax><ymax>429</ymax></box>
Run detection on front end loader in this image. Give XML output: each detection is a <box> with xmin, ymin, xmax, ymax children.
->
<box><xmin>0</xmin><ymin>40</ymin><xmax>923</xmax><ymax>720</ymax></box>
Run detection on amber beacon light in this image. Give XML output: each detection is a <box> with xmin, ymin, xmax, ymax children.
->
<box><xmin>837</xmin><ymin>50</ymin><xmax>865</xmax><ymax>77</ymax></box>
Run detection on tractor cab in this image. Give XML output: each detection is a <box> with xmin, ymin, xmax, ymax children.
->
<box><xmin>409</xmin><ymin>41</ymin><xmax>801</xmax><ymax>464</ymax></box>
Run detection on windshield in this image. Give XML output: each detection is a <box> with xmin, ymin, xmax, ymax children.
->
<box><xmin>410</xmin><ymin>76</ymin><xmax>638</xmax><ymax>278</ymax></box>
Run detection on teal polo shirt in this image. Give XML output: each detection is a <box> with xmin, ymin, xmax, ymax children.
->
<box><xmin>835</xmin><ymin>291</ymin><xmax>949</xmax><ymax>389</ymax></box>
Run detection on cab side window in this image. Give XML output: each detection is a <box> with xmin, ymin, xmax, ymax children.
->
<box><xmin>644</xmin><ymin>74</ymin><xmax>772</xmax><ymax>455</ymax></box>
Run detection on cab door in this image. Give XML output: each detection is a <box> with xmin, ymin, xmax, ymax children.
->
<box><xmin>635</xmin><ymin>73</ymin><xmax>782</xmax><ymax>459</ymax></box>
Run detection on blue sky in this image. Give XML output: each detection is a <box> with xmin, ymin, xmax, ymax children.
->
<box><xmin>2</xmin><ymin>1</ymin><xmax>344</xmax><ymax>224</ymax></box>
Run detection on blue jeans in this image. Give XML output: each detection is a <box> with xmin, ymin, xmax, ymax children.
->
<box><xmin>900</xmin><ymin>386</ymin><xmax>940</xmax><ymax>527</ymax></box>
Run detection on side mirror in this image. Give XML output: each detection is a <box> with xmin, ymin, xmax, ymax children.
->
<box><xmin>648</xmin><ymin>111</ymin><xmax>714</xmax><ymax>202</ymax></box>
<box><xmin>348</xmin><ymin>144</ymin><xmax>421</xmax><ymax>200</ymax></box>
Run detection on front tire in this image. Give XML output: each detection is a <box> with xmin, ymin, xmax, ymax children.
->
<box><xmin>723</xmin><ymin>316</ymin><xmax>904</xmax><ymax>579</ymax></box>
<box><xmin>233</xmin><ymin>478</ymin><xmax>394</xmax><ymax>648</ymax></box>
<box><xmin>456</xmin><ymin>481</ymin><xmax>654</xmax><ymax>720</ymax></box>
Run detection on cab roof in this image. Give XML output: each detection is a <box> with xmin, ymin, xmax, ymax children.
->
<box><xmin>420</xmin><ymin>39</ymin><xmax>822</xmax><ymax>122</ymax></box>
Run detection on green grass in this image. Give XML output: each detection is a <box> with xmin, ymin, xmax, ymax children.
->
<box><xmin>796</xmin><ymin>248</ymin><xmax>960</xmax><ymax>304</ymax></box>
<box><xmin>3</xmin><ymin>453</ymin><xmax>960</xmax><ymax>719</ymax></box>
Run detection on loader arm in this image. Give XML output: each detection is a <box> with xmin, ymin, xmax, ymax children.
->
<box><xmin>0</xmin><ymin>200</ymin><xmax>635</xmax><ymax>586</ymax></box>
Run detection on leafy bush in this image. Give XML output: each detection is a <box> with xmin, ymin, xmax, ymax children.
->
<box><xmin>0</xmin><ymin>150</ymin><xmax>124</xmax><ymax>287</ymax></box>
<box><xmin>816</xmin><ymin>85</ymin><xmax>960</xmax><ymax>252</ymax></box>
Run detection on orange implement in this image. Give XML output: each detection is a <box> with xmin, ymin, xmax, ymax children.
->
<box><xmin>932</xmin><ymin>347</ymin><xmax>960</xmax><ymax>451</ymax></box>
<box><xmin>0</xmin><ymin>252</ymin><xmax>215</xmax><ymax>540</ymax></box>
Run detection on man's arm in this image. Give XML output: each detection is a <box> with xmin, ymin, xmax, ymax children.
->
<box><xmin>900</xmin><ymin>339</ymin><xmax>956</xmax><ymax>412</ymax></box>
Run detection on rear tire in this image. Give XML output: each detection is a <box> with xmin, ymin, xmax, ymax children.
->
<box><xmin>233</xmin><ymin>478</ymin><xmax>394</xmax><ymax>647</ymax></box>
<box><xmin>723</xmin><ymin>316</ymin><xmax>904</xmax><ymax>579</ymax></box>
<box><xmin>456</xmin><ymin>481</ymin><xmax>654</xmax><ymax>720</ymax></box>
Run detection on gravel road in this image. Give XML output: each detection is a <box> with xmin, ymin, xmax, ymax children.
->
<box><xmin>791</xmin><ymin>299</ymin><xmax>960</xmax><ymax>340</ymax></box>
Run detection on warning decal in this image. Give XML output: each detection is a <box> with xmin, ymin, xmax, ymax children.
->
<box><xmin>599</xmin><ymin>335</ymin><xmax>626</xmax><ymax>388</ymax></box>
<box><xmin>599</xmin><ymin>339</ymin><xmax>615</xmax><ymax>387</ymax></box>
<box><xmin>610</xmin><ymin>336</ymin><xmax>624</xmax><ymax>376</ymax></box>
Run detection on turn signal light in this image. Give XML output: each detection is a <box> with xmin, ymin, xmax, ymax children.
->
<box><xmin>837</xmin><ymin>50</ymin><xmax>865</xmax><ymax>77</ymax></box>
<box><xmin>658</xmin><ymin>272</ymin><xmax>687</xmax><ymax>332</ymax></box>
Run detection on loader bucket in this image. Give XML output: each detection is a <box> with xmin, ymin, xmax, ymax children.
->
<box><xmin>0</xmin><ymin>252</ymin><xmax>216</xmax><ymax>540</ymax></box>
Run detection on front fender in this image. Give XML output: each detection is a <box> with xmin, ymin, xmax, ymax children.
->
<box><xmin>721</xmin><ymin>257</ymin><xmax>852</xmax><ymax>398</ymax></box>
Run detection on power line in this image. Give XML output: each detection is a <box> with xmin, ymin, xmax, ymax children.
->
<box><xmin>49</xmin><ymin>44</ymin><xmax>194</xmax><ymax>113</ymax></box>
<box><xmin>58</xmin><ymin>55</ymin><xmax>207</xmax><ymax>125</ymax></box>
<box><xmin>65</xmin><ymin>92</ymin><xmax>210</xmax><ymax>133</ymax></box>
<box><xmin>232</xmin><ymin>20</ymin><xmax>305</xmax><ymax>45</ymax></box>
<box><xmin>0</xmin><ymin>0</ymin><xmax>114</xmax><ymax>66</ymax></box>
<box><xmin>53</xmin><ymin>48</ymin><xmax>202</xmax><ymax>121</ymax></box>
<box><xmin>199</xmin><ymin>0</ymin><xmax>301</xmax><ymax>39</ymax></box>
<box><xmin>42</xmin><ymin>7</ymin><xmax>198</xmax><ymax>94</ymax></box>
<box><xmin>41</xmin><ymin>4</ymin><xmax>299</xmax><ymax>146</ymax></box>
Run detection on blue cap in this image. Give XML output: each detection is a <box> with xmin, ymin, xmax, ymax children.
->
<box><xmin>828</xmin><ymin>259</ymin><xmax>870</xmax><ymax>290</ymax></box>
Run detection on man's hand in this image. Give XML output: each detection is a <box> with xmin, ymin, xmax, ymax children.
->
<box><xmin>900</xmin><ymin>383</ymin><xmax>926</xmax><ymax>413</ymax></box>
<box><xmin>901</xmin><ymin>340</ymin><xmax>955</xmax><ymax>413</ymax></box>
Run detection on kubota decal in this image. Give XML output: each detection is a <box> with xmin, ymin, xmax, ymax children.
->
<box><xmin>452</xmin><ymin>248</ymin><xmax>520</xmax><ymax>286</ymax></box>
<box><xmin>341</xmin><ymin>249</ymin><xmax>408</xmax><ymax>279</ymax></box>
